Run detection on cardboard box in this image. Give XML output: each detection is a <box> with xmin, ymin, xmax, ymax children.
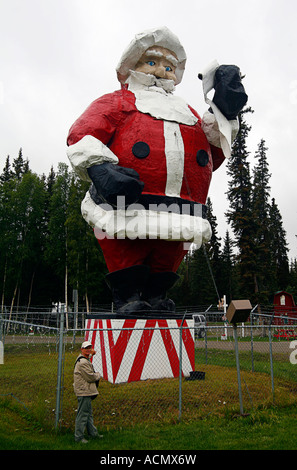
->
<box><xmin>226</xmin><ymin>300</ymin><xmax>252</xmax><ymax>324</ymax></box>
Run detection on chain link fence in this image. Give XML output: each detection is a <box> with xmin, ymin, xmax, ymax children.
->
<box><xmin>1</xmin><ymin>308</ymin><xmax>297</xmax><ymax>434</ymax></box>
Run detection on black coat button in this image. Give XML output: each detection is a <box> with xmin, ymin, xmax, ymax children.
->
<box><xmin>132</xmin><ymin>142</ymin><xmax>150</xmax><ymax>159</ymax></box>
<box><xmin>196</xmin><ymin>149</ymin><xmax>209</xmax><ymax>167</ymax></box>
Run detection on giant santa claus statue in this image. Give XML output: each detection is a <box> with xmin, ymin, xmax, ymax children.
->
<box><xmin>67</xmin><ymin>26</ymin><xmax>247</xmax><ymax>314</ymax></box>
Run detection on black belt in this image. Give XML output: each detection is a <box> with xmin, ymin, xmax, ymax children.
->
<box><xmin>89</xmin><ymin>184</ymin><xmax>207</xmax><ymax>218</ymax></box>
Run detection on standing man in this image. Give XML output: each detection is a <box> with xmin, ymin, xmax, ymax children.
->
<box><xmin>73</xmin><ymin>340</ymin><xmax>101</xmax><ymax>443</ymax></box>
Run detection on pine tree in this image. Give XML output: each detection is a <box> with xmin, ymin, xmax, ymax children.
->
<box><xmin>220</xmin><ymin>230</ymin><xmax>239</xmax><ymax>302</ymax></box>
<box><xmin>188</xmin><ymin>199</ymin><xmax>222</xmax><ymax>305</ymax></box>
<box><xmin>12</xmin><ymin>148</ymin><xmax>29</xmax><ymax>180</ymax></box>
<box><xmin>251</xmin><ymin>139</ymin><xmax>274</xmax><ymax>303</ymax></box>
<box><xmin>206</xmin><ymin>198</ymin><xmax>221</xmax><ymax>264</ymax></box>
<box><xmin>43</xmin><ymin>166</ymin><xmax>56</xmax><ymax>242</ymax></box>
<box><xmin>0</xmin><ymin>166</ymin><xmax>17</xmax><ymax>311</ymax></box>
<box><xmin>46</xmin><ymin>166</ymin><xmax>56</xmax><ymax>197</ymax></box>
<box><xmin>188</xmin><ymin>246</ymin><xmax>215</xmax><ymax>306</ymax></box>
<box><xmin>226</xmin><ymin>108</ymin><xmax>256</xmax><ymax>299</ymax></box>
<box><xmin>205</xmin><ymin>197</ymin><xmax>222</xmax><ymax>299</ymax></box>
<box><xmin>0</xmin><ymin>156</ymin><xmax>13</xmax><ymax>183</ymax></box>
<box><xmin>0</xmin><ymin>161</ymin><xmax>48</xmax><ymax>310</ymax></box>
<box><xmin>269</xmin><ymin>198</ymin><xmax>290</xmax><ymax>291</ymax></box>
<box><xmin>170</xmin><ymin>257</ymin><xmax>191</xmax><ymax>307</ymax></box>
<box><xmin>44</xmin><ymin>163</ymin><xmax>71</xmax><ymax>304</ymax></box>
<box><xmin>12</xmin><ymin>171</ymin><xmax>47</xmax><ymax>308</ymax></box>
<box><xmin>288</xmin><ymin>259</ymin><xmax>297</xmax><ymax>301</ymax></box>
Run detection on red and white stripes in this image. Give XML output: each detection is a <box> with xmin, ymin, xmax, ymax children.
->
<box><xmin>85</xmin><ymin>318</ymin><xmax>195</xmax><ymax>384</ymax></box>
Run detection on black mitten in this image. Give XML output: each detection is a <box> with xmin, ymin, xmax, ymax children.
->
<box><xmin>212</xmin><ymin>65</ymin><xmax>248</xmax><ymax>120</ymax></box>
<box><xmin>87</xmin><ymin>163</ymin><xmax>144</xmax><ymax>207</ymax></box>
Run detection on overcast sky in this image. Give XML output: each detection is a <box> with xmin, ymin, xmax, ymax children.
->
<box><xmin>0</xmin><ymin>0</ymin><xmax>296</xmax><ymax>260</ymax></box>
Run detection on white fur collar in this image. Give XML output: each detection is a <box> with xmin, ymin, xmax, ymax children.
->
<box><xmin>126</xmin><ymin>71</ymin><xmax>198</xmax><ymax>126</ymax></box>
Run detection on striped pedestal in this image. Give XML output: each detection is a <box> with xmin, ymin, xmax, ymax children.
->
<box><xmin>85</xmin><ymin>318</ymin><xmax>195</xmax><ymax>384</ymax></box>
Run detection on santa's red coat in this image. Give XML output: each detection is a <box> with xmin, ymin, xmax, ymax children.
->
<box><xmin>67</xmin><ymin>87</ymin><xmax>224</xmax><ymax>206</ymax></box>
<box><xmin>67</xmin><ymin>87</ymin><xmax>225</xmax><ymax>272</ymax></box>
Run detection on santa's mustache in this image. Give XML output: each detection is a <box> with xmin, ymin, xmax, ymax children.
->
<box><xmin>152</xmin><ymin>76</ymin><xmax>175</xmax><ymax>92</ymax></box>
<box><xmin>128</xmin><ymin>70</ymin><xmax>176</xmax><ymax>93</ymax></box>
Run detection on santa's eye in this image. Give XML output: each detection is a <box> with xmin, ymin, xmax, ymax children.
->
<box><xmin>165</xmin><ymin>66</ymin><xmax>172</xmax><ymax>72</ymax></box>
<box><xmin>147</xmin><ymin>60</ymin><xmax>155</xmax><ymax>66</ymax></box>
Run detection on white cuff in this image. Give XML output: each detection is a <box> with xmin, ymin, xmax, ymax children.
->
<box><xmin>202</xmin><ymin>111</ymin><xmax>221</xmax><ymax>148</ymax></box>
<box><xmin>200</xmin><ymin>60</ymin><xmax>239</xmax><ymax>158</ymax></box>
<box><xmin>66</xmin><ymin>135</ymin><xmax>119</xmax><ymax>181</ymax></box>
<box><xmin>202</xmin><ymin>111</ymin><xmax>239</xmax><ymax>151</ymax></box>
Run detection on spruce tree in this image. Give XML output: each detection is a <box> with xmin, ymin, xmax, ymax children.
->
<box><xmin>226</xmin><ymin>108</ymin><xmax>256</xmax><ymax>299</ymax></box>
<box><xmin>44</xmin><ymin>163</ymin><xmax>71</xmax><ymax>304</ymax></box>
<box><xmin>0</xmin><ymin>156</ymin><xmax>13</xmax><ymax>183</ymax></box>
<box><xmin>170</xmin><ymin>256</ymin><xmax>191</xmax><ymax>307</ymax></box>
<box><xmin>188</xmin><ymin>246</ymin><xmax>215</xmax><ymax>306</ymax></box>
<box><xmin>12</xmin><ymin>171</ymin><xmax>47</xmax><ymax>308</ymax></box>
<box><xmin>205</xmin><ymin>197</ymin><xmax>222</xmax><ymax>300</ymax></box>
<box><xmin>0</xmin><ymin>158</ymin><xmax>48</xmax><ymax>309</ymax></box>
<box><xmin>12</xmin><ymin>148</ymin><xmax>29</xmax><ymax>180</ymax></box>
<box><xmin>288</xmin><ymin>259</ymin><xmax>297</xmax><ymax>301</ymax></box>
<box><xmin>206</xmin><ymin>197</ymin><xmax>221</xmax><ymax>264</ymax></box>
<box><xmin>220</xmin><ymin>230</ymin><xmax>239</xmax><ymax>302</ymax></box>
<box><xmin>188</xmin><ymin>199</ymin><xmax>222</xmax><ymax>305</ymax></box>
<box><xmin>0</xmin><ymin>163</ymin><xmax>17</xmax><ymax>310</ymax></box>
<box><xmin>252</xmin><ymin>139</ymin><xmax>274</xmax><ymax>303</ymax></box>
<box><xmin>46</xmin><ymin>166</ymin><xmax>56</xmax><ymax>197</ymax></box>
<box><xmin>269</xmin><ymin>198</ymin><xmax>290</xmax><ymax>290</ymax></box>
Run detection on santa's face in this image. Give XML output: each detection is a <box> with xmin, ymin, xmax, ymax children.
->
<box><xmin>134</xmin><ymin>46</ymin><xmax>177</xmax><ymax>84</ymax></box>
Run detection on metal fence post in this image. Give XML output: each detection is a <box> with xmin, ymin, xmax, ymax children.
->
<box><xmin>250</xmin><ymin>314</ymin><xmax>255</xmax><ymax>372</ymax></box>
<box><xmin>0</xmin><ymin>313</ymin><xmax>3</xmax><ymax>364</ymax></box>
<box><xmin>0</xmin><ymin>312</ymin><xmax>2</xmax><ymax>341</ymax></box>
<box><xmin>178</xmin><ymin>315</ymin><xmax>186</xmax><ymax>421</ymax></box>
<box><xmin>250</xmin><ymin>305</ymin><xmax>257</xmax><ymax>373</ymax></box>
<box><xmin>233</xmin><ymin>324</ymin><xmax>244</xmax><ymax>415</ymax></box>
<box><xmin>72</xmin><ymin>289</ymin><xmax>78</xmax><ymax>345</ymax></box>
<box><xmin>268</xmin><ymin>324</ymin><xmax>275</xmax><ymax>402</ymax></box>
<box><xmin>204</xmin><ymin>305</ymin><xmax>212</xmax><ymax>365</ymax></box>
<box><xmin>55</xmin><ymin>304</ymin><xmax>65</xmax><ymax>430</ymax></box>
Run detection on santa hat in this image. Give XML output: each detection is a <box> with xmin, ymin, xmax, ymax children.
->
<box><xmin>116</xmin><ymin>26</ymin><xmax>187</xmax><ymax>85</ymax></box>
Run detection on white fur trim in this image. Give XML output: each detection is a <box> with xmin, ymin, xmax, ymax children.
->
<box><xmin>128</xmin><ymin>71</ymin><xmax>198</xmax><ymax>125</ymax></box>
<box><xmin>200</xmin><ymin>60</ymin><xmax>239</xmax><ymax>158</ymax></box>
<box><xmin>144</xmin><ymin>49</ymin><xmax>179</xmax><ymax>67</ymax></box>
<box><xmin>201</xmin><ymin>111</ymin><xmax>221</xmax><ymax>148</ymax></box>
<box><xmin>164</xmin><ymin>121</ymin><xmax>184</xmax><ymax>197</ymax></box>
<box><xmin>67</xmin><ymin>135</ymin><xmax>119</xmax><ymax>181</ymax></box>
<box><xmin>202</xmin><ymin>111</ymin><xmax>239</xmax><ymax>152</ymax></box>
<box><xmin>81</xmin><ymin>191</ymin><xmax>212</xmax><ymax>247</ymax></box>
<box><xmin>134</xmin><ymin>89</ymin><xmax>197</xmax><ymax>125</ymax></box>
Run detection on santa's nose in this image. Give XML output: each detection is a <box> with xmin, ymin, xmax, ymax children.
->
<box><xmin>154</xmin><ymin>66</ymin><xmax>166</xmax><ymax>78</ymax></box>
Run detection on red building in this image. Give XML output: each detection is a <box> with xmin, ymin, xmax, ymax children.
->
<box><xmin>273</xmin><ymin>291</ymin><xmax>297</xmax><ymax>324</ymax></box>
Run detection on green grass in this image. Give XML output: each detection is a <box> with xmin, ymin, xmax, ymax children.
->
<box><xmin>197</xmin><ymin>347</ymin><xmax>297</xmax><ymax>378</ymax></box>
<box><xmin>1</xmin><ymin>398</ymin><xmax>297</xmax><ymax>450</ymax></box>
<box><xmin>1</xmin><ymin>341</ymin><xmax>297</xmax><ymax>450</ymax></box>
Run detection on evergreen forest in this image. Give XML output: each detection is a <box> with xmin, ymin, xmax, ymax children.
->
<box><xmin>1</xmin><ymin>108</ymin><xmax>296</xmax><ymax>312</ymax></box>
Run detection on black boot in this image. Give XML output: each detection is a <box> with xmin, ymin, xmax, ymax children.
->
<box><xmin>142</xmin><ymin>272</ymin><xmax>179</xmax><ymax>313</ymax></box>
<box><xmin>105</xmin><ymin>265</ymin><xmax>152</xmax><ymax>314</ymax></box>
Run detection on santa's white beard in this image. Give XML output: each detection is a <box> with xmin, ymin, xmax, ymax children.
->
<box><xmin>126</xmin><ymin>70</ymin><xmax>176</xmax><ymax>93</ymax></box>
<box><xmin>125</xmin><ymin>70</ymin><xmax>198</xmax><ymax>126</ymax></box>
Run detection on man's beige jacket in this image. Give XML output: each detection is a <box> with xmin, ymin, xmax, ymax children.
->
<box><xmin>73</xmin><ymin>354</ymin><xmax>100</xmax><ymax>397</ymax></box>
